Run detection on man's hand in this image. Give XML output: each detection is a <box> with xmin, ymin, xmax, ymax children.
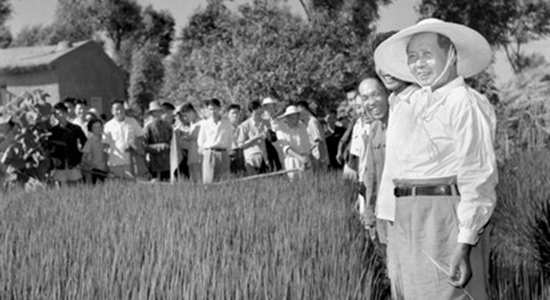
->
<box><xmin>336</xmin><ymin>151</ymin><xmax>344</xmax><ymax>165</ymax></box>
<box><xmin>448</xmin><ymin>243</ymin><xmax>473</xmax><ymax>288</ymax></box>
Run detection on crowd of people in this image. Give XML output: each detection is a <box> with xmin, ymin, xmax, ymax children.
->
<box><xmin>0</xmin><ymin>17</ymin><xmax>499</xmax><ymax>300</ymax></box>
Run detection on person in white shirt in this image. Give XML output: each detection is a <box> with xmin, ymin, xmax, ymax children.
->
<box><xmin>237</xmin><ymin>100</ymin><xmax>269</xmax><ymax>175</ymax></box>
<box><xmin>103</xmin><ymin>99</ymin><xmax>145</xmax><ymax>180</ymax></box>
<box><xmin>275</xmin><ymin>105</ymin><xmax>311</xmax><ymax>180</ymax></box>
<box><xmin>197</xmin><ymin>98</ymin><xmax>233</xmax><ymax>184</ymax></box>
<box><xmin>374</xmin><ymin>19</ymin><xmax>497</xmax><ymax>300</ymax></box>
<box><xmin>296</xmin><ymin>101</ymin><xmax>329</xmax><ymax>172</ymax></box>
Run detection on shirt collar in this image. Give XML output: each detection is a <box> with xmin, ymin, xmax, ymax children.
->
<box><xmin>391</xmin><ymin>84</ymin><xmax>420</xmax><ymax>105</ymax></box>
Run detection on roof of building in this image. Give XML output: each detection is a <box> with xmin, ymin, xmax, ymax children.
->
<box><xmin>0</xmin><ymin>41</ymin><xmax>96</xmax><ymax>75</ymax></box>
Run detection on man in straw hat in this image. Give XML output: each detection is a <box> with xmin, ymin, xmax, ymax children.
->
<box><xmin>143</xmin><ymin>100</ymin><xmax>172</xmax><ymax>181</ymax></box>
<box><xmin>275</xmin><ymin>105</ymin><xmax>311</xmax><ymax>180</ymax></box>
<box><xmin>373</xmin><ymin>18</ymin><xmax>497</xmax><ymax>299</ymax></box>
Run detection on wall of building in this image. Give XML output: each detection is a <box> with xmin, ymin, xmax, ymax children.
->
<box><xmin>56</xmin><ymin>42</ymin><xmax>126</xmax><ymax>117</ymax></box>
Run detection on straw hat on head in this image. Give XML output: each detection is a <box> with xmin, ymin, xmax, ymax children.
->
<box><xmin>261</xmin><ymin>97</ymin><xmax>278</xmax><ymax>106</ymax></box>
<box><xmin>278</xmin><ymin>105</ymin><xmax>301</xmax><ymax>119</ymax></box>
<box><xmin>146</xmin><ymin>100</ymin><xmax>163</xmax><ymax>114</ymax></box>
<box><xmin>374</xmin><ymin>18</ymin><xmax>492</xmax><ymax>83</ymax></box>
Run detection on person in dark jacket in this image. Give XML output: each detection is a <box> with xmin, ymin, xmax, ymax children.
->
<box><xmin>49</xmin><ymin>102</ymin><xmax>87</xmax><ymax>185</ymax></box>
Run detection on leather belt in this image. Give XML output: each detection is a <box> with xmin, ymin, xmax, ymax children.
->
<box><xmin>394</xmin><ymin>184</ymin><xmax>460</xmax><ymax>197</ymax></box>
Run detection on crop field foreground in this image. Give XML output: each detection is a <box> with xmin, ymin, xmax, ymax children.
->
<box><xmin>0</xmin><ymin>174</ymin><xmax>388</xmax><ymax>299</ymax></box>
<box><xmin>1</xmin><ymin>150</ymin><xmax>550</xmax><ymax>300</ymax></box>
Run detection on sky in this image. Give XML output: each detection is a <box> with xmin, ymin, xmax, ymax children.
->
<box><xmin>4</xmin><ymin>0</ymin><xmax>549</xmax><ymax>84</ymax></box>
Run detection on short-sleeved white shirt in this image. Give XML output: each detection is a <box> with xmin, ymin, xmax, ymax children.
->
<box><xmin>103</xmin><ymin>117</ymin><xmax>144</xmax><ymax>166</ymax></box>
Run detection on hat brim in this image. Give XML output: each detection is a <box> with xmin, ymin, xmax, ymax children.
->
<box><xmin>374</xmin><ymin>18</ymin><xmax>492</xmax><ymax>82</ymax></box>
<box><xmin>278</xmin><ymin>111</ymin><xmax>300</xmax><ymax>119</ymax></box>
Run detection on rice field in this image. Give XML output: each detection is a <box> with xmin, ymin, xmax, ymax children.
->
<box><xmin>0</xmin><ymin>151</ymin><xmax>548</xmax><ymax>299</ymax></box>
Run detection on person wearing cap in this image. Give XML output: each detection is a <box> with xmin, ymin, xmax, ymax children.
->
<box><xmin>237</xmin><ymin>100</ymin><xmax>270</xmax><ymax>175</ymax></box>
<box><xmin>275</xmin><ymin>105</ymin><xmax>311</xmax><ymax>180</ymax></box>
<box><xmin>103</xmin><ymin>99</ymin><xmax>145</xmax><ymax>180</ymax></box>
<box><xmin>197</xmin><ymin>98</ymin><xmax>233</xmax><ymax>184</ymax></box>
<box><xmin>142</xmin><ymin>100</ymin><xmax>172</xmax><ymax>181</ymax></box>
<box><xmin>261</xmin><ymin>97</ymin><xmax>283</xmax><ymax>172</ymax></box>
<box><xmin>374</xmin><ymin>19</ymin><xmax>497</xmax><ymax>299</ymax></box>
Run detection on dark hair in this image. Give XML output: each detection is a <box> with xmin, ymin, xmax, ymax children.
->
<box><xmin>63</xmin><ymin>97</ymin><xmax>76</xmax><ymax>106</ymax></box>
<box><xmin>204</xmin><ymin>98</ymin><xmax>221</xmax><ymax>107</ymax></box>
<box><xmin>295</xmin><ymin>100</ymin><xmax>312</xmax><ymax>113</ymax></box>
<box><xmin>100</xmin><ymin>113</ymin><xmax>107</xmax><ymax>121</ymax></box>
<box><xmin>75</xmin><ymin>98</ymin><xmax>88</xmax><ymax>106</ymax></box>
<box><xmin>87</xmin><ymin>118</ymin><xmax>103</xmax><ymax>132</ymax></box>
<box><xmin>327</xmin><ymin>109</ymin><xmax>337</xmax><ymax>115</ymax></box>
<box><xmin>372</xmin><ymin>30</ymin><xmax>398</xmax><ymax>53</ymax></box>
<box><xmin>111</xmin><ymin>99</ymin><xmax>124</xmax><ymax>108</ymax></box>
<box><xmin>180</xmin><ymin>103</ymin><xmax>196</xmax><ymax>113</ymax></box>
<box><xmin>54</xmin><ymin>102</ymin><xmax>68</xmax><ymax>112</ymax></box>
<box><xmin>227</xmin><ymin>103</ymin><xmax>241</xmax><ymax>112</ymax></box>
<box><xmin>248</xmin><ymin>100</ymin><xmax>262</xmax><ymax>112</ymax></box>
<box><xmin>358</xmin><ymin>73</ymin><xmax>389</xmax><ymax>96</ymax></box>
<box><xmin>161</xmin><ymin>102</ymin><xmax>175</xmax><ymax>111</ymax></box>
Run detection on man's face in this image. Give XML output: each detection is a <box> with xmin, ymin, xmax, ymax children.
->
<box><xmin>251</xmin><ymin>107</ymin><xmax>264</xmax><ymax>119</ymax></box>
<box><xmin>65</xmin><ymin>102</ymin><xmax>75</xmax><ymax>115</ymax></box>
<box><xmin>208</xmin><ymin>104</ymin><xmax>221</xmax><ymax>120</ymax></box>
<box><xmin>346</xmin><ymin>91</ymin><xmax>357</xmax><ymax>107</ymax></box>
<box><xmin>228</xmin><ymin>108</ymin><xmax>240</xmax><ymax>125</ymax></box>
<box><xmin>358</xmin><ymin>78</ymin><xmax>388</xmax><ymax>120</ymax></box>
<box><xmin>75</xmin><ymin>104</ymin><xmax>87</xmax><ymax>118</ymax></box>
<box><xmin>162</xmin><ymin>109</ymin><xmax>174</xmax><ymax>124</ymax></box>
<box><xmin>54</xmin><ymin>109</ymin><xmax>67</xmax><ymax>123</ymax></box>
<box><xmin>407</xmin><ymin>32</ymin><xmax>449</xmax><ymax>87</ymax></box>
<box><xmin>111</xmin><ymin>103</ymin><xmax>125</xmax><ymax>121</ymax></box>
<box><xmin>263</xmin><ymin>103</ymin><xmax>276</xmax><ymax>117</ymax></box>
<box><xmin>285</xmin><ymin>113</ymin><xmax>300</xmax><ymax>128</ymax></box>
<box><xmin>325</xmin><ymin>112</ymin><xmax>336</xmax><ymax>127</ymax></box>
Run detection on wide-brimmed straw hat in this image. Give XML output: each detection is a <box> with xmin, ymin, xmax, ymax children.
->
<box><xmin>278</xmin><ymin>105</ymin><xmax>301</xmax><ymax>119</ymax></box>
<box><xmin>261</xmin><ymin>97</ymin><xmax>278</xmax><ymax>106</ymax></box>
<box><xmin>146</xmin><ymin>100</ymin><xmax>163</xmax><ymax>114</ymax></box>
<box><xmin>374</xmin><ymin>18</ymin><xmax>492</xmax><ymax>83</ymax></box>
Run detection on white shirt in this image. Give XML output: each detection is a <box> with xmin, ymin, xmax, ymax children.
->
<box><xmin>276</xmin><ymin>123</ymin><xmax>311</xmax><ymax>156</ymax></box>
<box><xmin>377</xmin><ymin>77</ymin><xmax>498</xmax><ymax>245</ymax></box>
<box><xmin>197</xmin><ymin>117</ymin><xmax>233</xmax><ymax>151</ymax></box>
<box><xmin>103</xmin><ymin>117</ymin><xmax>144</xmax><ymax>166</ymax></box>
<box><xmin>349</xmin><ymin>119</ymin><xmax>370</xmax><ymax>157</ymax></box>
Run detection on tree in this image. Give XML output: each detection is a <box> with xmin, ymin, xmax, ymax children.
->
<box><xmin>90</xmin><ymin>0</ymin><xmax>142</xmax><ymax>52</ymax></box>
<box><xmin>128</xmin><ymin>42</ymin><xmax>165</xmax><ymax>115</ymax></box>
<box><xmin>47</xmin><ymin>0</ymin><xmax>96</xmax><ymax>44</ymax></box>
<box><xmin>162</xmin><ymin>1</ymin><xmax>377</xmax><ymax>113</ymax></box>
<box><xmin>11</xmin><ymin>25</ymin><xmax>53</xmax><ymax>47</ymax></box>
<box><xmin>138</xmin><ymin>5</ymin><xmax>175</xmax><ymax>56</ymax></box>
<box><xmin>417</xmin><ymin>0</ymin><xmax>550</xmax><ymax>74</ymax></box>
<box><xmin>0</xmin><ymin>0</ymin><xmax>11</xmax><ymax>48</ymax></box>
